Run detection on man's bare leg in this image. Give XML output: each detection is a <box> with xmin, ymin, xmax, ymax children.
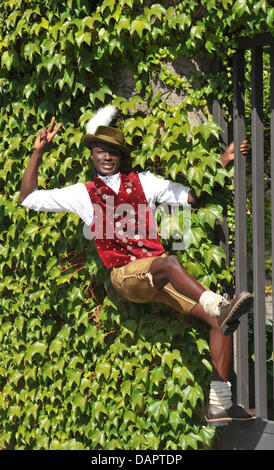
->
<box><xmin>150</xmin><ymin>255</ymin><xmax>205</xmax><ymax>300</ymax></box>
<box><xmin>150</xmin><ymin>255</ymin><xmax>253</xmax><ymax>334</ymax></box>
<box><xmin>150</xmin><ymin>255</ymin><xmax>231</xmax><ymax>378</ymax></box>
<box><xmin>190</xmin><ymin>303</ymin><xmax>231</xmax><ymax>382</ymax></box>
<box><xmin>150</xmin><ymin>254</ymin><xmax>255</xmax><ymax>424</ymax></box>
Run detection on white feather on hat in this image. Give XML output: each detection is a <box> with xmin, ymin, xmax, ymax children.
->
<box><xmin>86</xmin><ymin>105</ymin><xmax>118</xmax><ymax>135</ymax></box>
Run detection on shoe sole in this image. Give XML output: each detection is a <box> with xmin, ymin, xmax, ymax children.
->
<box><xmin>219</xmin><ymin>293</ymin><xmax>253</xmax><ymax>336</ymax></box>
<box><xmin>222</xmin><ymin>319</ymin><xmax>240</xmax><ymax>336</ymax></box>
<box><xmin>205</xmin><ymin>415</ymin><xmax>256</xmax><ymax>427</ymax></box>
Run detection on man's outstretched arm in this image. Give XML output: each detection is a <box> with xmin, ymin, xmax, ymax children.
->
<box><xmin>19</xmin><ymin>117</ymin><xmax>61</xmax><ymax>203</ymax></box>
<box><xmin>220</xmin><ymin>139</ymin><xmax>249</xmax><ymax>169</ymax></box>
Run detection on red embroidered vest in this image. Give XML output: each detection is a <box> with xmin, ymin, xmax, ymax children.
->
<box><xmin>85</xmin><ymin>172</ymin><xmax>165</xmax><ymax>268</ymax></box>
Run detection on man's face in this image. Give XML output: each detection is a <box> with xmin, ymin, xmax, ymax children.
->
<box><xmin>91</xmin><ymin>142</ymin><xmax>121</xmax><ymax>176</ymax></box>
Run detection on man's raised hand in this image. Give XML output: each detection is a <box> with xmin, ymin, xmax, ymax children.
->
<box><xmin>34</xmin><ymin>117</ymin><xmax>62</xmax><ymax>154</ymax></box>
<box><xmin>19</xmin><ymin>118</ymin><xmax>62</xmax><ymax>203</ymax></box>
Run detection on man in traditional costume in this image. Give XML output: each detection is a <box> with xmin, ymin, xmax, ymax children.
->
<box><xmin>19</xmin><ymin>106</ymin><xmax>255</xmax><ymax>426</ymax></box>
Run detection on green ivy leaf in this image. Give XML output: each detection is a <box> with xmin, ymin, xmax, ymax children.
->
<box><xmin>24</xmin><ymin>221</ymin><xmax>40</xmax><ymax>240</ymax></box>
<box><xmin>145</xmin><ymin>4</ymin><xmax>166</xmax><ymax>20</ymax></box>
<box><xmin>148</xmin><ymin>399</ymin><xmax>169</xmax><ymax>422</ymax></box>
<box><xmin>233</xmin><ymin>0</ymin><xmax>251</xmax><ymax>16</ymax></box>
<box><xmin>173</xmin><ymin>365</ymin><xmax>194</xmax><ymax>385</ymax></box>
<box><xmin>188</xmin><ymin>166</ymin><xmax>204</xmax><ymax>186</ymax></box>
<box><xmin>181</xmin><ymin>384</ymin><xmax>204</xmax><ymax>408</ymax></box>
<box><xmin>197</xmin><ymin>204</ymin><xmax>223</xmax><ymax>229</ymax></box>
<box><xmin>266</xmin><ymin>7</ymin><xmax>274</xmax><ymax>25</ymax></box>
<box><xmin>199</xmin><ymin>426</ymin><xmax>216</xmax><ymax>447</ymax></box>
<box><xmin>181</xmin><ymin>432</ymin><xmax>202</xmax><ymax>450</ymax></box>
<box><xmin>150</xmin><ymin>367</ymin><xmax>165</xmax><ymax>387</ymax></box>
<box><xmin>75</xmin><ymin>31</ymin><xmax>92</xmax><ymax>47</ymax></box>
<box><xmin>49</xmin><ymin>338</ymin><xmax>63</xmax><ymax>357</ymax></box>
<box><xmin>93</xmin><ymin>401</ymin><xmax>108</xmax><ymax>420</ymax></box>
<box><xmin>130</xmin><ymin>17</ymin><xmax>151</xmax><ymax>37</ymax></box>
<box><xmin>132</xmin><ymin>390</ymin><xmax>145</xmax><ymax>413</ymax></box>
<box><xmin>1</xmin><ymin>50</ymin><xmax>18</xmax><ymax>70</ymax></box>
<box><xmin>115</xmin><ymin>16</ymin><xmax>130</xmax><ymax>35</ymax></box>
<box><xmin>204</xmin><ymin>245</ymin><xmax>226</xmax><ymax>268</ymax></box>
<box><xmin>72</xmin><ymin>393</ymin><xmax>87</xmax><ymax>413</ymax></box>
<box><xmin>25</xmin><ymin>342</ymin><xmax>47</xmax><ymax>364</ymax></box>
<box><xmin>96</xmin><ymin>362</ymin><xmax>111</xmax><ymax>380</ymax></box>
<box><xmin>23</xmin><ymin>42</ymin><xmax>40</xmax><ymax>62</ymax></box>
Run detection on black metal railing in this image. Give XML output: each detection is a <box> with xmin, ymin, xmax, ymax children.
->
<box><xmin>213</xmin><ymin>33</ymin><xmax>274</xmax><ymax>449</ymax></box>
<box><xmin>214</xmin><ymin>33</ymin><xmax>274</xmax><ymax>426</ymax></box>
<box><xmin>233</xmin><ymin>33</ymin><xmax>274</xmax><ymax>422</ymax></box>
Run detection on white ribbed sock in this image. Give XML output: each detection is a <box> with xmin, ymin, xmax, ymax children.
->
<box><xmin>209</xmin><ymin>381</ymin><xmax>233</xmax><ymax>410</ymax></box>
<box><xmin>199</xmin><ymin>291</ymin><xmax>225</xmax><ymax>317</ymax></box>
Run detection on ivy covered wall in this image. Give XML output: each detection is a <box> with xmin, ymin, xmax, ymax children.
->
<box><xmin>0</xmin><ymin>0</ymin><xmax>273</xmax><ymax>450</ymax></box>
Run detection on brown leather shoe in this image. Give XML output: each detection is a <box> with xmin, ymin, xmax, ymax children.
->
<box><xmin>217</xmin><ymin>291</ymin><xmax>253</xmax><ymax>336</ymax></box>
<box><xmin>206</xmin><ymin>404</ymin><xmax>256</xmax><ymax>427</ymax></box>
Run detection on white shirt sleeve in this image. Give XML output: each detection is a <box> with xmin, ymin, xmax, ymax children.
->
<box><xmin>138</xmin><ymin>171</ymin><xmax>190</xmax><ymax>207</ymax></box>
<box><xmin>21</xmin><ymin>182</ymin><xmax>94</xmax><ymax>227</ymax></box>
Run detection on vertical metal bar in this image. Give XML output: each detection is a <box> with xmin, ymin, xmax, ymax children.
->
<box><xmin>213</xmin><ymin>98</ymin><xmax>230</xmax><ymax>267</ymax></box>
<box><xmin>213</xmin><ymin>98</ymin><xmax>229</xmax><ymax>147</ymax></box>
<box><xmin>270</xmin><ymin>45</ymin><xmax>274</xmax><ymax>411</ymax></box>
<box><xmin>251</xmin><ymin>46</ymin><xmax>268</xmax><ymax>420</ymax></box>
<box><xmin>233</xmin><ymin>50</ymin><xmax>249</xmax><ymax>407</ymax></box>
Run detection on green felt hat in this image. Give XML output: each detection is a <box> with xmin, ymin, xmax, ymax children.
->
<box><xmin>82</xmin><ymin>125</ymin><xmax>129</xmax><ymax>156</ymax></box>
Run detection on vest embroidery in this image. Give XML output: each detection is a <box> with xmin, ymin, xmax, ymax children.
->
<box><xmin>85</xmin><ymin>172</ymin><xmax>165</xmax><ymax>268</ymax></box>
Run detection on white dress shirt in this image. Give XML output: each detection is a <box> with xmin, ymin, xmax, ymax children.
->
<box><xmin>22</xmin><ymin>171</ymin><xmax>190</xmax><ymax>239</ymax></box>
